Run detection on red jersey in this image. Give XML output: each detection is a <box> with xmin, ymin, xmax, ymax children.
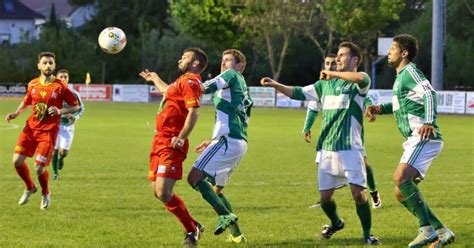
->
<box><xmin>155</xmin><ymin>72</ymin><xmax>202</xmax><ymax>137</ymax></box>
<box><xmin>23</xmin><ymin>77</ymin><xmax>78</xmax><ymax>131</ymax></box>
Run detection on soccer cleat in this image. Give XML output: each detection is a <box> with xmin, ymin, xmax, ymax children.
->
<box><xmin>408</xmin><ymin>226</ymin><xmax>438</xmax><ymax>247</ymax></box>
<box><xmin>18</xmin><ymin>187</ymin><xmax>37</xmax><ymax>205</ymax></box>
<box><xmin>429</xmin><ymin>227</ymin><xmax>455</xmax><ymax>248</ymax></box>
<box><xmin>214</xmin><ymin>213</ymin><xmax>238</xmax><ymax>235</ymax></box>
<box><xmin>40</xmin><ymin>192</ymin><xmax>51</xmax><ymax>210</ymax></box>
<box><xmin>195</xmin><ymin>222</ymin><xmax>204</xmax><ymax>240</ymax></box>
<box><xmin>182</xmin><ymin>232</ymin><xmax>197</xmax><ymax>248</ymax></box>
<box><xmin>308</xmin><ymin>201</ymin><xmax>321</xmax><ymax>209</ymax></box>
<box><xmin>320</xmin><ymin>219</ymin><xmax>345</xmax><ymax>239</ymax></box>
<box><xmin>53</xmin><ymin>173</ymin><xmax>60</xmax><ymax>180</ymax></box>
<box><xmin>364</xmin><ymin>235</ymin><xmax>381</xmax><ymax>245</ymax></box>
<box><xmin>370</xmin><ymin>191</ymin><xmax>382</xmax><ymax>209</ymax></box>
<box><xmin>226</xmin><ymin>234</ymin><xmax>247</xmax><ymax>244</ymax></box>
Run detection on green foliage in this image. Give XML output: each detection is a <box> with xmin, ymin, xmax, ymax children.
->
<box><xmin>0</xmin><ymin>100</ymin><xmax>473</xmax><ymax>247</ymax></box>
<box><xmin>170</xmin><ymin>0</ymin><xmax>245</xmax><ymax>51</ymax></box>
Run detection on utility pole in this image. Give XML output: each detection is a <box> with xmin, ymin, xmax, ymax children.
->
<box><xmin>431</xmin><ymin>0</ymin><xmax>445</xmax><ymax>90</ymax></box>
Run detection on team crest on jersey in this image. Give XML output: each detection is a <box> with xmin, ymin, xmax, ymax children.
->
<box><xmin>40</xmin><ymin>91</ymin><xmax>47</xmax><ymax>99</ymax></box>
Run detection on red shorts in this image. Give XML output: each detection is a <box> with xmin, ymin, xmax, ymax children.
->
<box><xmin>148</xmin><ymin>136</ymin><xmax>188</xmax><ymax>181</ymax></box>
<box><xmin>15</xmin><ymin>126</ymin><xmax>58</xmax><ymax>166</ymax></box>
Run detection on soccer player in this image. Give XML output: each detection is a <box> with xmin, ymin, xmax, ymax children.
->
<box><xmin>51</xmin><ymin>69</ymin><xmax>84</xmax><ymax>180</ymax></box>
<box><xmin>139</xmin><ymin>48</ymin><xmax>208</xmax><ymax>248</ymax></box>
<box><xmin>187</xmin><ymin>49</ymin><xmax>252</xmax><ymax>244</ymax></box>
<box><xmin>5</xmin><ymin>52</ymin><xmax>79</xmax><ymax>210</ymax></box>
<box><xmin>365</xmin><ymin>34</ymin><xmax>455</xmax><ymax>248</ymax></box>
<box><xmin>261</xmin><ymin>42</ymin><xmax>380</xmax><ymax>245</ymax></box>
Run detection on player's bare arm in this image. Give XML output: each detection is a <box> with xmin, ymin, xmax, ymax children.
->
<box><xmin>365</xmin><ymin>105</ymin><xmax>382</xmax><ymax>122</ymax></box>
<box><xmin>303</xmin><ymin>131</ymin><xmax>312</xmax><ymax>143</ymax></box>
<box><xmin>48</xmin><ymin>105</ymin><xmax>80</xmax><ymax>116</ymax></box>
<box><xmin>194</xmin><ymin>140</ymin><xmax>211</xmax><ymax>153</ymax></box>
<box><xmin>260</xmin><ymin>77</ymin><xmax>295</xmax><ymax>97</ymax></box>
<box><xmin>139</xmin><ymin>69</ymin><xmax>169</xmax><ymax>93</ymax></box>
<box><xmin>320</xmin><ymin>70</ymin><xmax>366</xmax><ymax>84</ymax></box>
<box><xmin>171</xmin><ymin>106</ymin><xmax>199</xmax><ymax>149</ymax></box>
<box><xmin>5</xmin><ymin>101</ymin><xmax>29</xmax><ymax>122</ymax></box>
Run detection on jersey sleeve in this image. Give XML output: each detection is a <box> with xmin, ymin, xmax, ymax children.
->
<box><xmin>73</xmin><ymin>90</ymin><xmax>85</xmax><ymax>119</ymax></box>
<box><xmin>379</xmin><ymin>103</ymin><xmax>393</xmax><ymax>114</ymax></box>
<box><xmin>364</xmin><ymin>96</ymin><xmax>374</xmax><ymax>108</ymax></box>
<box><xmin>292</xmin><ymin>82</ymin><xmax>321</xmax><ymax>101</ymax></box>
<box><xmin>63</xmin><ymin>86</ymin><xmax>79</xmax><ymax>107</ymax></box>
<box><xmin>202</xmin><ymin>69</ymin><xmax>233</xmax><ymax>94</ymax></box>
<box><xmin>23</xmin><ymin>84</ymin><xmax>33</xmax><ymax>105</ymax></box>
<box><xmin>356</xmin><ymin>73</ymin><xmax>371</xmax><ymax>94</ymax></box>
<box><xmin>181</xmin><ymin>77</ymin><xmax>202</xmax><ymax>108</ymax></box>
<box><xmin>404</xmin><ymin>70</ymin><xmax>437</xmax><ymax>125</ymax></box>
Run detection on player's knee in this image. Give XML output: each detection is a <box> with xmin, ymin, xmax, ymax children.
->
<box><xmin>394</xmin><ymin>187</ymin><xmax>404</xmax><ymax>202</ymax></box>
<box><xmin>59</xmin><ymin>150</ymin><xmax>68</xmax><ymax>157</ymax></box>
<box><xmin>13</xmin><ymin>158</ymin><xmax>23</xmax><ymax>167</ymax></box>
<box><xmin>35</xmin><ymin>165</ymin><xmax>45</xmax><ymax>175</ymax></box>
<box><xmin>187</xmin><ymin>168</ymin><xmax>203</xmax><ymax>188</ymax></box>
<box><xmin>154</xmin><ymin>188</ymin><xmax>172</xmax><ymax>203</ymax></box>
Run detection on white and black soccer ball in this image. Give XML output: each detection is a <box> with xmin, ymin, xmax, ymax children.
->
<box><xmin>98</xmin><ymin>27</ymin><xmax>127</xmax><ymax>54</ymax></box>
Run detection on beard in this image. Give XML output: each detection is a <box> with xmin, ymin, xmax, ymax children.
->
<box><xmin>178</xmin><ymin>62</ymin><xmax>191</xmax><ymax>74</ymax></box>
<box><xmin>42</xmin><ymin>69</ymin><xmax>54</xmax><ymax>77</ymax></box>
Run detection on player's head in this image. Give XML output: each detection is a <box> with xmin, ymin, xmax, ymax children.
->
<box><xmin>388</xmin><ymin>34</ymin><xmax>418</xmax><ymax>68</ymax></box>
<box><xmin>56</xmin><ymin>69</ymin><xmax>69</xmax><ymax>84</ymax></box>
<box><xmin>324</xmin><ymin>53</ymin><xmax>337</xmax><ymax>71</ymax></box>
<box><xmin>336</xmin><ymin>42</ymin><xmax>362</xmax><ymax>72</ymax></box>
<box><xmin>221</xmin><ymin>49</ymin><xmax>246</xmax><ymax>73</ymax></box>
<box><xmin>178</xmin><ymin>47</ymin><xmax>208</xmax><ymax>74</ymax></box>
<box><xmin>37</xmin><ymin>52</ymin><xmax>56</xmax><ymax>77</ymax></box>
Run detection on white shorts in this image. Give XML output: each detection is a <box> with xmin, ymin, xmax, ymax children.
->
<box><xmin>55</xmin><ymin>125</ymin><xmax>75</xmax><ymax>150</ymax></box>
<box><xmin>316</xmin><ymin>148</ymin><xmax>367</xmax><ymax>164</ymax></box>
<box><xmin>400</xmin><ymin>136</ymin><xmax>443</xmax><ymax>178</ymax></box>
<box><xmin>318</xmin><ymin>149</ymin><xmax>366</xmax><ymax>190</ymax></box>
<box><xmin>192</xmin><ymin>136</ymin><xmax>247</xmax><ymax>187</ymax></box>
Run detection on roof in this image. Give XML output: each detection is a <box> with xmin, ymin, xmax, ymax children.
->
<box><xmin>19</xmin><ymin>0</ymin><xmax>75</xmax><ymax>19</ymax></box>
<box><xmin>0</xmin><ymin>0</ymin><xmax>44</xmax><ymax>19</ymax></box>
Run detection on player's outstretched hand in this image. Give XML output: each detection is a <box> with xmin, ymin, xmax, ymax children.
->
<box><xmin>139</xmin><ymin>69</ymin><xmax>159</xmax><ymax>83</ymax></box>
<box><xmin>418</xmin><ymin>124</ymin><xmax>437</xmax><ymax>141</ymax></box>
<box><xmin>303</xmin><ymin>131</ymin><xmax>312</xmax><ymax>143</ymax></box>
<box><xmin>320</xmin><ymin>70</ymin><xmax>335</xmax><ymax>80</ymax></box>
<box><xmin>194</xmin><ymin>140</ymin><xmax>211</xmax><ymax>153</ymax></box>
<box><xmin>260</xmin><ymin>77</ymin><xmax>277</xmax><ymax>87</ymax></box>
<box><xmin>48</xmin><ymin>106</ymin><xmax>61</xmax><ymax>116</ymax></box>
<box><xmin>5</xmin><ymin>112</ymin><xmax>18</xmax><ymax>122</ymax></box>
<box><xmin>365</xmin><ymin>105</ymin><xmax>381</xmax><ymax>122</ymax></box>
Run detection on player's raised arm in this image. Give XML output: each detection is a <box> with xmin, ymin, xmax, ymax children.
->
<box><xmin>139</xmin><ymin>69</ymin><xmax>169</xmax><ymax>93</ymax></box>
<box><xmin>260</xmin><ymin>77</ymin><xmax>295</xmax><ymax>97</ymax></box>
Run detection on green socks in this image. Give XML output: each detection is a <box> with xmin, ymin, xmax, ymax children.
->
<box><xmin>58</xmin><ymin>155</ymin><xmax>65</xmax><ymax>170</ymax></box>
<box><xmin>401</xmin><ymin>198</ymin><xmax>444</xmax><ymax>230</ymax></box>
<box><xmin>398</xmin><ymin>180</ymin><xmax>430</xmax><ymax>227</ymax></box>
<box><xmin>195</xmin><ymin>180</ymin><xmax>230</xmax><ymax>215</ymax></box>
<box><xmin>356</xmin><ymin>200</ymin><xmax>372</xmax><ymax>238</ymax></box>
<box><xmin>321</xmin><ymin>200</ymin><xmax>341</xmax><ymax>228</ymax></box>
<box><xmin>218</xmin><ymin>193</ymin><xmax>242</xmax><ymax>236</ymax></box>
<box><xmin>51</xmin><ymin>152</ymin><xmax>59</xmax><ymax>174</ymax></box>
<box><xmin>366</xmin><ymin>164</ymin><xmax>377</xmax><ymax>192</ymax></box>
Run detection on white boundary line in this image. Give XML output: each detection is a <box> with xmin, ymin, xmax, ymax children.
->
<box><xmin>0</xmin><ymin>123</ymin><xmax>19</xmax><ymax>130</ymax></box>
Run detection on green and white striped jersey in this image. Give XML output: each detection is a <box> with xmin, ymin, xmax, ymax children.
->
<box><xmin>379</xmin><ymin>63</ymin><xmax>442</xmax><ymax>140</ymax></box>
<box><xmin>293</xmin><ymin>73</ymin><xmax>371</xmax><ymax>151</ymax></box>
<box><xmin>60</xmin><ymin>88</ymin><xmax>84</xmax><ymax>126</ymax></box>
<box><xmin>202</xmin><ymin>69</ymin><xmax>253</xmax><ymax>141</ymax></box>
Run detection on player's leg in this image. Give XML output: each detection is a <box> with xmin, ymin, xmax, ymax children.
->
<box><xmin>215</xmin><ymin>187</ymin><xmax>246</xmax><ymax>243</ymax></box>
<box><xmin>364</xmin><ymin>157</ymin><xmax>381</xmax><ymax>208</ymax></box>
<box><xmin>149</xmin><ymin>148</ymin><xmax>200</xmax><ymax>246</ymax></box>
<box><xmin>349</xmin><ymin>182</ymin><xmax>379</xmax><ymax>244</ymax></box>
<box><xmin>188</xmin><ymin>168</ymin><xmax>231</xmax><ymax>216</ymax></box>
<box><xmin>51</xmin><ymin>149</ymin><xmax>59</xmax><ymax>179</ymax></box>
<box><xmin>14</xmin><ymin>130</ymin><xmax>38</xmax><ymax>205</ymax></box>
<box><xmin>35</xmin><ymin>132</ymin><xmax>56</xmax><ymax>210</ymax></box>
<box><xmin>58</xmin><ymin>126</ymin><xmax>74</xmax><ymax>170</ymax></box>
<box><xmin>394</xmin><ymin>163</ymin><xmax>437</xmax><ymax>246</ymax></box>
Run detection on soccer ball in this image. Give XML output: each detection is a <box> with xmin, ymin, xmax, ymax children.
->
<box><xmin>98</xmin><ymin>27</ymin><xmax>127</xmax><ymax>54</ymax></box>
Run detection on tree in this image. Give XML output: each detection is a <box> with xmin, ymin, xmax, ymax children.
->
<box><xmin>322</xmin><ymin>0</ymin><xmax>405</xmax><ymax>72</ymax></box>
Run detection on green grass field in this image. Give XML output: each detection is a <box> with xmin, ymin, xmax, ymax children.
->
<box><xmin>0</xmin><ymin>99</ymin><xmax>473</xmax><ymax>247</ymax></box>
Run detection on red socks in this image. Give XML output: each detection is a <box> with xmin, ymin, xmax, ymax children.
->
<box><xmin>164</xmin><ymin>194</ymin><xmax>196</xmax><ymax>233</ymax></box>
<box><xmin>38</xmin><ymin>170</ymin><xmax>49</xmax><ymax>195</ymax></box>
<box><xmin>15</xmin><ymin>162</ymin><xmax>35</xmax><ymax>190</ymax></box>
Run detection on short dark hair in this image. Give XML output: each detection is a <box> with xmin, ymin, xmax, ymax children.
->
<box><xmin>325</xmin><ymin>53</ymin><xmax>337</xmax><ymax>58</ymax></box>
<box><xmin>184</xmin><ymin>47</ymin><xmax>208</xmax><ymax>73</ymax></box>
<box><xmin>338</xmin><ymin>42</ymin><xmax>362</xmax><ymax>66</ymax></box>
<box><xmin>38</xmin><ymin>52</ymin><xmax>55</xmax><ymax>62</ymax></box>
<box><xmin>393</xmin><ymin>34</ymin><xmax>418</xmax><ymax>61</ymax></box>
<box><xmin>223</xmin><ymin>49</ymin><xmax>247</xmax><ymax>72</ymax></box>
<box><xmin>57</xmin><ymin>69</ymin><xmax>69</xmax><ymax>75</ymax></box>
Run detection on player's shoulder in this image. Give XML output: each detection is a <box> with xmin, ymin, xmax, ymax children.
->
<box><xmin>180</xmin><ymin>72</ymin><xmax>201</xmax><ymax>84</ymax></box>
<box><xmin>28</xmin><ymin>77</ymin><xmax>40</xmax><ymax>87</ymax></box>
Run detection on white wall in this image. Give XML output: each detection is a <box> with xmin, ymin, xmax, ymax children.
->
<box><xmin>0</xmin><ymin>19</ymin><xmax>35</xmax><ymax>44</ymax></box>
